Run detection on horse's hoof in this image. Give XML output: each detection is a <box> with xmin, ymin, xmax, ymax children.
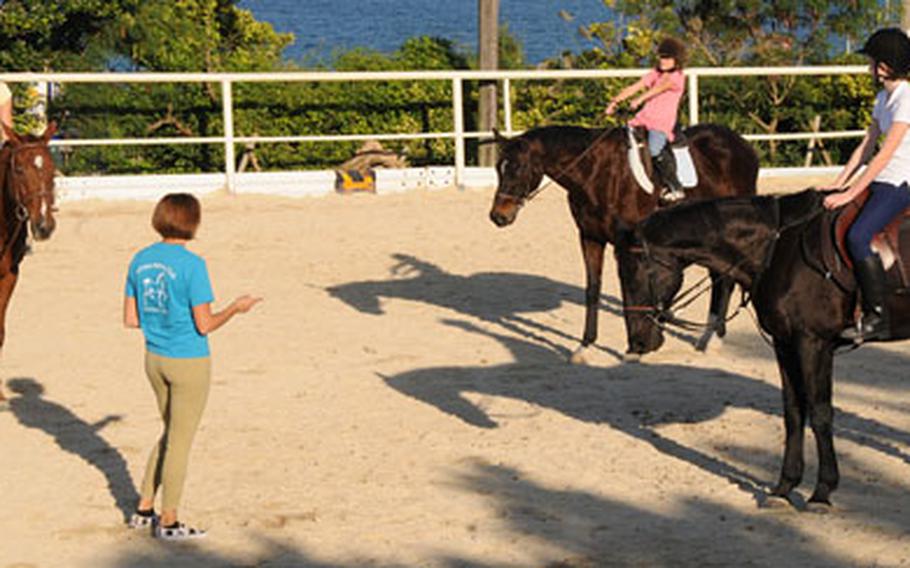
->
<box><xmin>805</xmin><ymin>500</ymin><xmax>833</xmax><ymax>514</ymax></box>
<box><xmin>621</xmin><ymin>351</ymin><xmax>642</xmax><ymax>364</ymax></box>
<box><xmin>806</xmin><ymin>491</ymin><xmax>833</xmax><ymax>513</ymax></box>
<box><xmin>569</xmin><ymin>346</ymin><xmax>589</xmax><ymax>365</ymax></box>
<box><xmin>758</xmin><ymin>493</ymin><xmax>796</xmax><ymax>512</ymax></box>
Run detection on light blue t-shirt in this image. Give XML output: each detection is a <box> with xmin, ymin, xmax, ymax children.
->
<box><xmin>125</xmin><ymin>242</ymin><xmax>214</xmax><ymax>358</ymax></box>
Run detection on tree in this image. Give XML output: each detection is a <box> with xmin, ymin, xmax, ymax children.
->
<box><xmin>54</xmin><ymin>0</ymin><xmax>294</xmax><ymax>173</ymax></box>
<box><xmin>0</xmin><ymin>0</ymin><xmax>140</xmax><ymax>70</ymax></box>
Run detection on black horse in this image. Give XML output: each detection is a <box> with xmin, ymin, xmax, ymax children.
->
<box><xmin>615</xmin><ymin>188</ymin><xmax>910</xmax><ymax>506</ymax></box>
<box><xmin>488</xmin><ymin>124</ymin><xmax>758</xmax><ymax>362</ymax></box>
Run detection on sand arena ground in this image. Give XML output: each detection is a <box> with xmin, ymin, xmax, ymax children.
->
<box><xmin>1</xmin><ymin>175</ymin><xmax>909</xmax><ymax>567</ymax></box>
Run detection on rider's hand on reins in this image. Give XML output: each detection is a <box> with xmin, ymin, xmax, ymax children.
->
<box><xmin>823</xmin><ymin>189</ymin><xmax>856</xmax><ymax>210</ymax></box>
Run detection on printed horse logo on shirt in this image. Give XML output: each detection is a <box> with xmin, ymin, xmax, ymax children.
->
<box><xmin>141</xmin><ymin>272</ymin><xmax>169</xmax><ymax>314</ymax></box>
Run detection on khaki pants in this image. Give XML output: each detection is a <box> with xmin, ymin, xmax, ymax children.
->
<box><xmin>139</xmin><ymin>352</ymin><xmax>211</xmax><ymax>511</ymax></box>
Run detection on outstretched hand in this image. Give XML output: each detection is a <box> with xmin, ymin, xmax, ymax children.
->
<box><xmin>233</xmin><ymin>295</ymin><xmax>262</xmax><ymax>313</ymax></box>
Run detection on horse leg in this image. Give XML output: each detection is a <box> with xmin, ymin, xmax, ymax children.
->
<box><xmin>770</xmin><ymin>339</ymin><xmax>807</xmax><ymax>500</ymax></box>
<box><xmin>800</xmin><ymin>336</ymin><xmax>838</xmax><ymax>505</ymax></box>
<box><xmin>0</xmin><ymin>271</ymin><xmax>17</xmax><ymax>402</ymax></box>
<box><xmin>570</xmin><ymin>237</ymin><xmax>605</xmax><ymax>365</ymax></box>
<box><xmin>695</xmin><ymin>272</ymin><xmax>734</xmax><ymax>352</ymax></box>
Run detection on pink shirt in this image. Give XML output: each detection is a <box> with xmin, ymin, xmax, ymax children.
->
<box><xmin>628</xmin><ymin>69</ymin><xmax>685</xmax><ymax>140</ymax></box>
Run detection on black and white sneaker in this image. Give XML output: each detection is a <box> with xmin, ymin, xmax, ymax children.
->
<box><xmin>155</xmin><ymin>522</ymin><xmax>207</xmax><ymax>541</ymax></box>
<box><xmin>127</xmin><ymin>510</ymin><xmax>158</xmax><ymax>529</ymax></box>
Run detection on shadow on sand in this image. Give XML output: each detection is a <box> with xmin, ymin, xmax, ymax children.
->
<box><xmin>6</xmin><ymin>377</ymin><xmax>139</xmax><ymax>521</ymax></box>
<box><xmin>104</xmin><ymin>459</ymin><xmax>859</xmax><ymax>568</ymax></box>
<box><xmin>381</xmin><ymin>319</ymin><xmax>910</xmax><ymax>522</ymax></box>
<box><xmin>327</xmin><ymin>253</ymin><xmax>633</xmax><ymax>360</ymax></box>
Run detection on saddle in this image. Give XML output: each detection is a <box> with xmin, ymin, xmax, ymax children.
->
<box><xmin>800</xmin><ymin>191</ymin><xmax>910</xmax><ymax>340</ymax></box>
<box><xmin>626</xmin><ymin>126</ymin><xmax>697</xmax><ymax>195</ymax></box>
<box><xmin>820</xmin><ymin>191</ymin><xmax>910</xmax><ymax>291</ymax></box>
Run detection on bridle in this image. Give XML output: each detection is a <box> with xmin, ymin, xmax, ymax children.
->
<box><xmin>623</xmin><ymin>197</ymin><xmax>788</xmax><ymax>334</ymax></box>
<box><xmin>0</xmin><ymin>141</ymin><xmax>55</xmax><ymax>258</ymax></box>
<box><xmin>493</xmin><ymin>127</ymin><xmax>614</xmax><ymax>210</ymax></box>
<box><xmin>10</xmin><ymin>142</ymin><xmax>55</xmax><ymax>211</ymax></box>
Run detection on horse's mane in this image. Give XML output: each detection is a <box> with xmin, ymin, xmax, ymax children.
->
<box><xmin>518</xmin><ymin>124</ymin><xmax>624</xmax><ymax>150</ymax></box>
<box><xmin>642</xmin><ymin>188</ymin><xmax>825</xmax><ymax>245</ymax></box>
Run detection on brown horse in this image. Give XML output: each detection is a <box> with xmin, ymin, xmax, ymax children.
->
<box><xmin>0</xmin><ymin>121</ymin><xmax>58</xmax><ymax>401</ymax></box>
<box><xmin>488</xmin><ymin>124</ymin><xmax>758</xmax><ymax>362</ymax></box>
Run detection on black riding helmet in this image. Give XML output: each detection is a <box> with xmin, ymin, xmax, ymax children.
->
<box><xmin>859</xmin><ymin>28</ymin><xmax>910</xmax><ymax>78</ymax></box>
<box><xmin>657</xmin><ymin>37</ymin><xmax>687</xmax><ymax>68</ymax></box>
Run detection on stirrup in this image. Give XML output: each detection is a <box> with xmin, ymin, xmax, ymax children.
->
<box><xmin>155</xmin><ymin>521</ymin><xmax>207</xmax><ymax>541</ymax></box>
<box><xmin>841</xmin><ymin>314</ymin><xmax>889</xmax><ymax>342</ymax></box>
<box><xmin>660</xmin><ymin>187</ymin><xmax>685</xmax><ymax>203</ymax></box>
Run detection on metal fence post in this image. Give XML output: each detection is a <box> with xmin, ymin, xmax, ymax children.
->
<box><xmin>688</xmin><ymin>73</ymin><xmax>699</xmax><ymax>126</ymax></box>
<box><xmin>452</xmin><ymin>77</ymin><xmax>465</xmax><ymax>189</ymax></box>
<box><xmin>222</xmin><ymin>79</ymin><xmax>236</xmax><ymax>194</ymax></box>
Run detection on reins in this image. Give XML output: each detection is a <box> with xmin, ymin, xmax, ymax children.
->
<box><xmin>628</xmin><ymin>196</ymin><xmax>829</xmax><ymax>337</ymax></box>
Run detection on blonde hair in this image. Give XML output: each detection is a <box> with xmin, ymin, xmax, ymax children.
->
<box><xmin>151</xmin><ymin>193</ymin><xmax>201</xmax><ymax>240</ymax></box>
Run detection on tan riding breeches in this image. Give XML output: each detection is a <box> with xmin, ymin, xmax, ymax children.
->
<box><xmin>139</xmin><ymin>352</ymin><xmax>211</xmax><ymax>511</ymax></box>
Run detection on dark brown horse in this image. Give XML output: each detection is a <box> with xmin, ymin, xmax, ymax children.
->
<box><xmin>615</xmin><ymin>188</ymin><xmax>908</xmax><ymax>506</ymax></box>
<box><xmin>0</xmin><ymin>122</ymin><xmax>58</xmax><ymax>401</ymax></box>
<box><xmin>488</xmin><ymin>124</ymin><xmax>758</xmax><ymax>362</ymax></box>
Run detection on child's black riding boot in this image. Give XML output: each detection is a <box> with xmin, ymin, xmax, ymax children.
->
<box><xmin>653</xmin><ymin>146</ymin><xmax>684</xmax><ymax>203</ymax></box>
<box><xmin>842</xmin><ymin>254</ymin><xmax>890</xmax><ymax>342</ymax></box>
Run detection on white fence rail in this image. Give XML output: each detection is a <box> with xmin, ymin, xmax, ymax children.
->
<box><xmin>1</xmin><ymin>65</ymin><xmax>868</xmax><ymax>194</ymax></box>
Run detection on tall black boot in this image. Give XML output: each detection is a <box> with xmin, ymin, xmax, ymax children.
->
<box><xmin>842</xmin><ymin>254</ymin><xmax>890</xmax><ymax>342</ymax></box>
<box><xmin>652</xmin><ymin>146</ymin><xmax>684</xmax><ymax>202</ymax></box>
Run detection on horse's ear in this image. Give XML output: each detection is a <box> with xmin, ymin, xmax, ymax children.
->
<box><xmin>42</xmin><ymin>121</ymin><xmax>58</xmax><ymax>143</ymax></box>
<box><xmin>492</xmin><ymin>128</ymin><xmax>508</xmax><ymax>143</ymax></box>
<box><xmin>1</xmin><ymin>121</ymin><xmax>19</xmax><ymax>145</ymax></box>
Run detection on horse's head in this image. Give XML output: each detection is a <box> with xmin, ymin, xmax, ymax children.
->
<box><xmin>615</xmin><ymin>222</ymin><xmax>684</xmax><ymax>356</ymax></box>
<box><xmin>488</xmin><ymin>129</ymin><xmax>544</xmax><ymax>227</ymax></box>
<box><xmin>2</xmin><ymin>121</ymin><xmax>57</xmax><ymax>241</ymax></box>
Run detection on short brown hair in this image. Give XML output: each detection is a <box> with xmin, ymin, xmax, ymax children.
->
<box><xmin>152</xmin><ymin>193</ymin><xmax>201</xmax><ymax>239</ymax></box>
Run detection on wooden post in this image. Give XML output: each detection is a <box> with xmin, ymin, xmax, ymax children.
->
<box><xmin>804</xmin><ymin>115</ymin><xmax>821</xmax><ymax>168</ymax></box>
<box><xmin>804</xmin><ymin>115</ymin><xmax>833</xmax><ymax>168</ymax></box>
<box><xmin>478</xmin><ymin>0</ymin><xmax>499</xmax><ymax>167</ymax></box>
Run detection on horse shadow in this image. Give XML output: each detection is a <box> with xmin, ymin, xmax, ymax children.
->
<box><xmin>712</xmin><ymin>329</ymin><xmax>910</xmax><ymax>466</ymax></box>
<box><xmin>450</xmin><ymin>460</ymin><xmax>854</xmax><ymax>567</ymax></box>
<box><xmin>381</xmin><ymin>319</ymin><xmax>910</xmax><ymax>518</ymax></box>
<box><xmin>327</xmin><ymin>252</ymin><xmax>630</xmax><ymax>359</ymax></box>
<box><xmin>6</xmin><ymin>377</ymin><xmax>139</xmax><ymax>521</ymax></box>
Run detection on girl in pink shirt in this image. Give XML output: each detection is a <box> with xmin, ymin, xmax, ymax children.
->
<box><xmin>606</xmin><ymin>37</ymin><xmax>687</xmax><ymax>201</ymax></box>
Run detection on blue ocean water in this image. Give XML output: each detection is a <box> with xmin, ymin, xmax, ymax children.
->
<box><xmin>237</xmin><ymin>0</ymin><xmax>609</xmax><ymax>65</ymax></box>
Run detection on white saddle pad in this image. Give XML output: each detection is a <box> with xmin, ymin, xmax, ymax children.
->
<box><xmin>627</xmin><ymin>128</ymin><xmax>698</xmax><ymax>193</ymax></box>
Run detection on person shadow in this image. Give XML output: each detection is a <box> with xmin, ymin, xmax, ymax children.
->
<box><xmin>6</xmin><ymin>378</ymin><xmax>139</xmax><ymax>521</ymax></box>
<box><xmin>327</xmin><ymin>252</ymin><xmax>631</xmax><ymax>359</ymax></box>
<box><xmin>381</xmin><ymin>319</ymin><xmax>910</xmax><ymax>515</ymax></box>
